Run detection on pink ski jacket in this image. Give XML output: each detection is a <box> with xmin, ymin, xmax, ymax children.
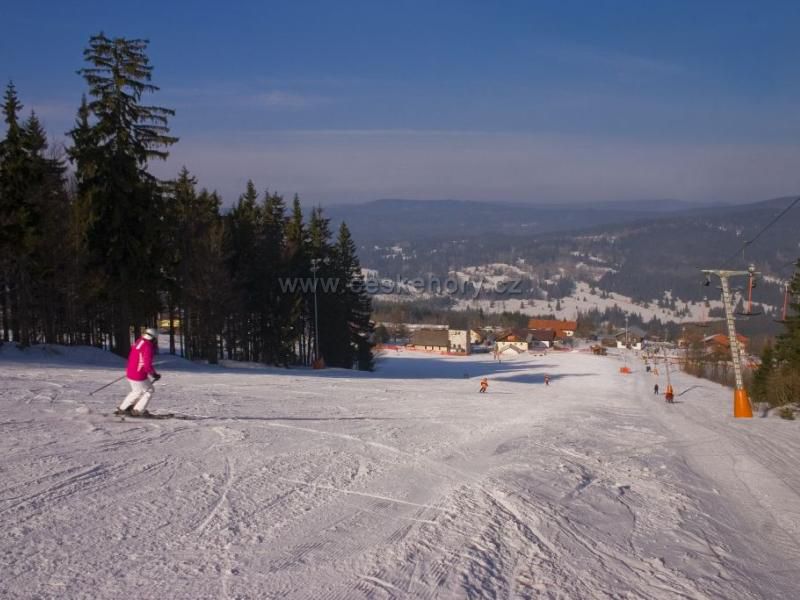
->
<box><xmin>126</xmin><ymin>337</ymin><xmax>157</xmax><ymax>381</ymax></box>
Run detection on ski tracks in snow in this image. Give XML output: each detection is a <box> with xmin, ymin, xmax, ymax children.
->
<box><xmin>3</xmin><ymin>349</ymin><xmax>800</xmax><ymax>598</ymax></box>
<box><xmin>194</xmin><ymin>456</ymin><xmax>235</xmax><ymax>535</ymax></box>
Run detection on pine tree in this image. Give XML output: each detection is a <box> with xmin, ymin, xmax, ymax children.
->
<box><xmin>308</xmin><ymin>207</ymin><xmax>334</xmax><ymax>364</ymax></box>
<box><xmin>333</xmin><ymin>222</ymin><xmax>374</xmax><ymax>370</ymax></box>
<box><xmin>224</xmin><ymin>180</ymin><xmax>262</xmax><ymax>361</ymax></box>
<box><xmin>0</xmin><ymin>39</ymin><xmax>377</xmax><ymax>365</ymax></box>
<box><xmin>167</xmin><ymin>170</ymin><xmax>228</xmax><ymax>364</ymax></box>
<box><xmin>70</xmin><ymin>34</ymin><xmax>177</xmax><ymax>355</ymax></box>
<box><xmin>162</xmin><ymin>167</ymin><xmax>196</xmax><ymax>355</ymax></box>
<box><xmin>285</xmin><ymin>196</ymin><xmax>310</xmax><ymax>363</ymax></box>
<box><xmin>0</xmin><ymin>83</ymin><xmax>25</xmax><ymax>226</ymax></box>
<box><xmin>752</xmin><ymin>260</ymin><xmax>800</xmax><ymax>410</ymax></box>
<box><xmin>262</xmin><ymin>191</ymin><xmax>299</xmax><ymax>366</ymax></box>
<box><xmin>0</xmin><ymin>86</ymin><xmax>69</xmax><ymax>345</ymax></box>
<box><xmin>0</xmin><ymin>82</ymin><xmax>27</xmax><ymax>343</ymax></box>
<box><xmin>752</xmin><ymin>343</ymin><xmax>774</xmax><ymax>404</ymax></box>
<box><xmin>774</xmin><ymin>260</ymin><xmax>800</xmax><ymax>368</ymax></box>
<box><xmin>78</xmin><ymin>35</ymin><xmax>177</xmax><ymax>164</ymax></box>
<box><xmin>21</xmin><ymin>111</ymin><xmax>69</xmax><ymax>344</ymax></box>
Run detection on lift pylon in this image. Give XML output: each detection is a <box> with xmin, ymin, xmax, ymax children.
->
<box><xmin>701</xmin><ymin>268</ymin><xmax>760</xmax><ymax>418</ymax></box>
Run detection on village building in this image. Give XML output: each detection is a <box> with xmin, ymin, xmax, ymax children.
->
<box><xmin>469</xmin><ymin>329</ymin><xmax>485</xmax><ymax>345</ymax></box>
<box><xmin>494</xmin><ymin>330</ymin><xmax>529</xmax><ymax>354</ymax></box>
<box><xmin>703</xmin><ymin>333</ymin><xmax>750</xmax><ymax>356</ymax></box>
<box><xmin>615</xmin><ymin>325</ymin><xmax>647</xmax><ymax>350</ymax></box>
<box><xmin>408</xmin><ymin>329</ymin><xmax>450</xmax><ymax>352</ymax></box>
<box><xmin>529</xmin><ymin>318</ymin><xmax>577</xmax><ymax>339</ymax></box>
<box><xmin>406</xmin><ymin>328</ymin><xmax>472</xmax><ymax>354</ymax></box>
<box><xmin>529</xmin><ymin>329</ymin><xmax>557</xmax><ymax>348</ymax></box>
<box><xmin>448</xmin><ymin>329</ymin><xmax>470</xmax><ymax>354</ymax></box>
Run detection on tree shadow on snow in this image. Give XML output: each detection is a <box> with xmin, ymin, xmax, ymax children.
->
<box><xmin>179</xmin><ymin>415</ymin><xmax>401</xmax><ymax>423</ymax></box>
<box><xmin>158</xmin><ymin>354</ymin><xmax>582</xmax><ymax>383</ymax></box>
<box><xmin>371</xmin><ymin>357</ymin><xmax>561</xmax><ymax>380</ymax></box>
<box><xmin>493</xmin><ymin>372</ymin><xmax>596</xmax><ymax>384</ymax></box>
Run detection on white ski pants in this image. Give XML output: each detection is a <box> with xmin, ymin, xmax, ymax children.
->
<box><xmin>119</xmin><ymin>379</ymin><xmax>155</xmax><ymax>412</ymax></box>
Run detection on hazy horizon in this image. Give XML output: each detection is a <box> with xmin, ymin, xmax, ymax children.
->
<box><xmin>313</xmin><ymin>195</ymin><xmax>753</xmax><ymax>210</ymax></box>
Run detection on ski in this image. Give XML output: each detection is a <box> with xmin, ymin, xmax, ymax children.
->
<box><xmin>129</xmin><ymin>412</ymin><xmax>175</xmax><ymax>420</ymax></box>
<box><xmin>109</xmin><ymin>412</ymin><xmax>196</xmax><ymax>421</ymax></box>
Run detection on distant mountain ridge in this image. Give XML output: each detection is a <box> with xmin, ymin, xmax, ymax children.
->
<box><xmin>324</xmin><ymin>197</ymin><xmax>723</xmax><ymax>244</ymax></box>
<box><xmin>328</xmin><ymin>196</ymin><xmax>799</xmax><ymax>330</ymax></box>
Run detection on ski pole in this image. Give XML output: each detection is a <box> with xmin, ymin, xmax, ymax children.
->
<box><xmin>89</xmin><ymin>374</ymin><xmax>127</xmax><ymax>396</ymax></box>
<box><xmin>88</xmin><ymin>356</ymin><xmax>171</xmax><ymax>396</ymax></box>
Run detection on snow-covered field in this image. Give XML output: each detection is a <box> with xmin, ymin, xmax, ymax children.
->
<box><xmin>453</xmin><ymin>282</ymin><xmax>728</xmax><ymax>324</ymax></box>
<box><xmin>2</xmin><ymin>345</ymin><xmax>799</xmax><ymax>599</ymax></box>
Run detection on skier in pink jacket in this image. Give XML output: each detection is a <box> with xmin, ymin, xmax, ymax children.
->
<box><xmin>116</xmin><ymin>328</ymin><xmax>161</xmax><ymax>416</ymax></box>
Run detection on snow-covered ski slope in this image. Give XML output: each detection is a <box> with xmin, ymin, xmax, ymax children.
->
<box><xmin>2</xmin><ymin>345</ymin><xmax>799</xmax><ymax>599</ymax></box>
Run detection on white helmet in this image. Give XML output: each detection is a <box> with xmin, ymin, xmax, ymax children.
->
<box><xmin>142</xmin><ymin>328</ymin><xmax>158</xmax><ymax>341</ymax></box>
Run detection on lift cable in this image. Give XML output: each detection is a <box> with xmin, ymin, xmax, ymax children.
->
<box><xmin>722</xmin><ymin>195</ymin><xmax>800</xmax><ymax>268</ymax></box>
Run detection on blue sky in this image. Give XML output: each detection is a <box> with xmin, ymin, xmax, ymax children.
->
<box><xmin>3</xmin><ymin>0</ymin><xmax>800</xmax><ymax>205</ymax></box>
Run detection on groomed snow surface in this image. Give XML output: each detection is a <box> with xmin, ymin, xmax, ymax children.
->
<box><xmin>2</xmin><ymin>345</ymin><xmax>799</xmax><ymax>599</ymax></box>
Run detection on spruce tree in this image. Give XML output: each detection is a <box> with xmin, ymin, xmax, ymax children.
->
<box><xmin>70</xmin><ymin>34</ymin><xmax>177</xmax><ymax>355</ymax></box>
<box><xmin>0</xmin><ymin>82</ymin><xmax>27</xmax><ymax>343</ymax></box>
<box><xmin>308</xmin><ymin>207</ymin><xmax>335</xmax><ymax>365</ymax></box>
<box><xmin>0</xmin><ymin>87</ymin><xmax>69</xmax><ymax>345</ymax></box>
<box><xmin>162</xmin><ymin>167</ymin><xmax>194</xmax><ymax>354</ymax></box>
<box><xmin>21</xmin><ymin>111</ymin><xmax>69</xmax><ymax>344</ymax></box>
<box><xmin>331</xmin><ymin>223</ymin><xmax>375</xmax><ymax>370</ymax></box>
<box><xmin>224</xmin><ymin>180</ymin><xmax>262</xmax><ymax>360</ymax></box>
<box><xmin>262</xmin><ymin>191</ymin><xmax>298</xmax><ymax>366</ymax></box>
<box><xmin>752</xmin><ymin>260</ymin><xmax>800</xmax><ymax>409</ymax></box>
<box><xmin>163</xmin><ymin>168</ymin><xmax>228</xmax><ymax>363</ymax></box>
<box><xmin>752</xmin><ymin>343</ymin><xmax>775</xmax><ymax>404</ymax></box>
<box><xmin>286</xmin><ymin>196</ymin><xmax>311</xmax><ymax>363</ymax></box>
<box><xmin>774</xmin><ymin>260</ymin><xmax>800</xmax><ymax>368</ymax></box>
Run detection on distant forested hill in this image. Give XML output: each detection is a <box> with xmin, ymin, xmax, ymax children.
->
<box><xmin>325</xmin><ymin>198</ymin><xmax>702</xmax><ymax>243</ymax></box>
<box><xmin>326</xmin><ymin>197</ymin><xmax>799</xmax><ymax>309</ymax></box>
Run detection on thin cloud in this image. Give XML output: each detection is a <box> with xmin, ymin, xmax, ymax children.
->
<box><xmin>533</xmin><ymin>39</ymin><xmax>686</xmax><ymax>76</ymax></box>
<box><xmin>163</xmin><ymin>85</ymin><xmax>332</xmax><ymax>111</ymax></box>
<box><xmin>249</xmin><ymin>129</ymin><xmax>499</xmax><ymax>138</ymax></box>
<box><xmin>252</xmin><ymin>90</ymin><xmax>330</xmax><ymax>109</ymax></box>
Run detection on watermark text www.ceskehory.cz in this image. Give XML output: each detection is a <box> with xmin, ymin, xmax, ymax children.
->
<box><xmin>278</xmin><ymin>276</ymin><xmax>524</xmax><ymax>299</ymax></box>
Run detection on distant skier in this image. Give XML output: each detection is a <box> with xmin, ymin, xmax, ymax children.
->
<box><xmin>654</xmin><ymin>383</ymin><xmax>659</xmax><ymax>395</ymax></box>
<box><xmin>479</xmin><ymin>378</ymin><xmax>489</xmax><ymax>393</ymax></box>
<box><xmin>544</xmin><ymin>375</ymin><xmax>551</xmax><ymax>386</ymax></box>
<box><xmin>665</xmin><ymin>384</ymin><xmax>675</xmax><ymax>403</ymax></box>
<box><xmin>116</xmin><ymin>328</ymin><xmax>161</xmax><ymax>416</ymax></box>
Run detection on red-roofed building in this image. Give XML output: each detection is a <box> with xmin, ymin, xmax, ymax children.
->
<box><xmin>528</xmin><ymin>319</ymin><xmax>577</xmax><ymax>339</ymax></box>
<box><xmin>703</xmin><ymin>334</ymin><xmax>749</xmax><ymax>355</ymax></box>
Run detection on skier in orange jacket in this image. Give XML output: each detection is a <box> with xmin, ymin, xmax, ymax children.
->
<box><xmin>479</xmin><ymin>378</ymin><xmax>489</xmax><ymax>393</ymax></box>
<box><xmin>665</xmin><ymin>384</ymin><xmax>675</xmax><ymax>403</ymax></box>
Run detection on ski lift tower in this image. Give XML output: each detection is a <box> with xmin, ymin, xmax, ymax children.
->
<box><xmin>701</xmin><ymin>266</ymin><xmax>760</xmax><ymax>418</ymax></box>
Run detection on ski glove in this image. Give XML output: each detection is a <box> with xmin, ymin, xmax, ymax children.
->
<box><xmin>152</xmin><ymin>373</ymin><xmax>162</xmax><ymax>381</ymax></box>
